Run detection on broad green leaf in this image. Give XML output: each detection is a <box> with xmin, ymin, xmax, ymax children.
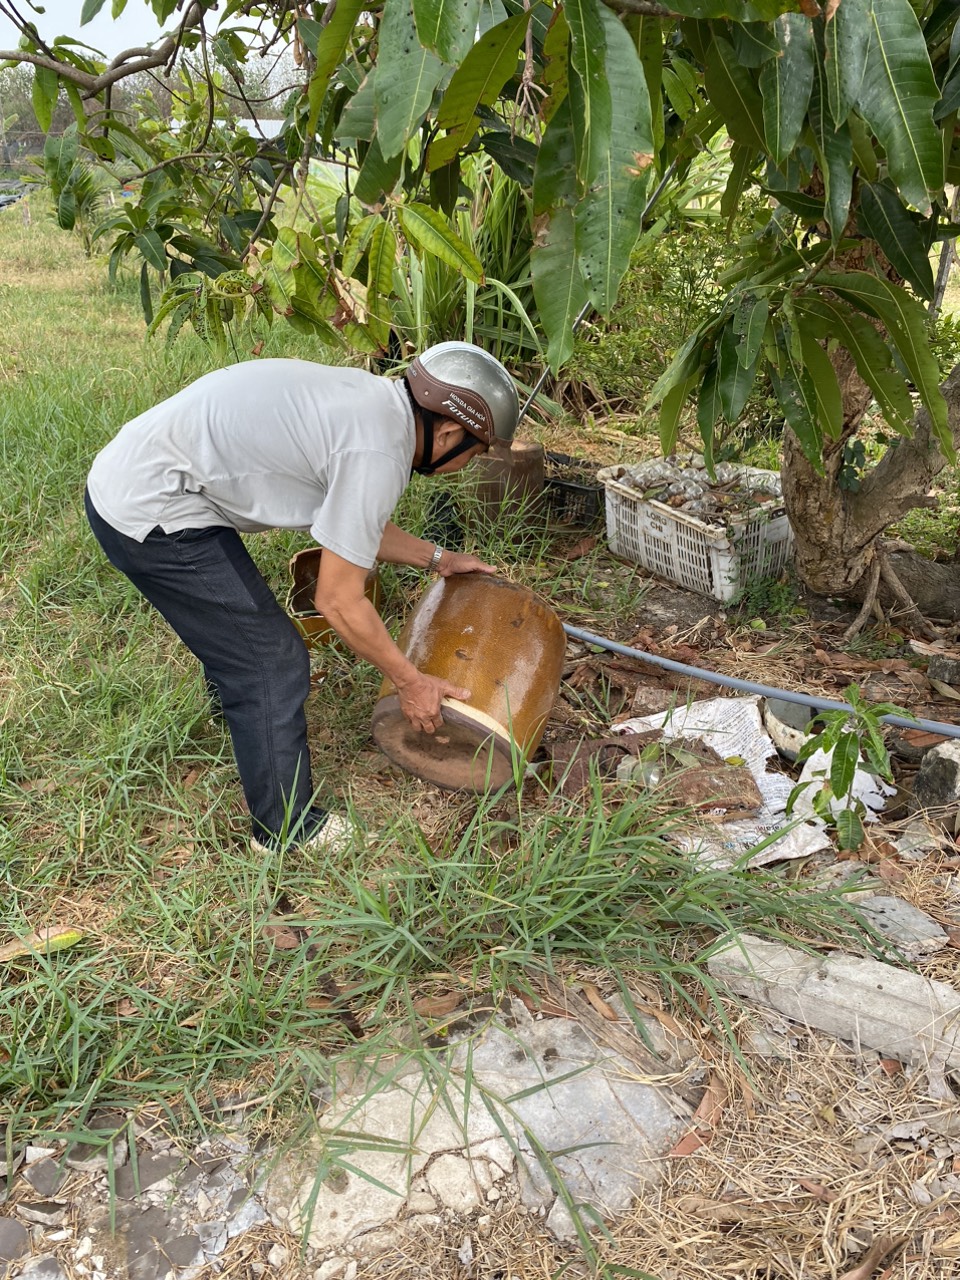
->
<box><xmin>697</xmin><ymin>361</ymin><xmax>723</xmax><ymax>464</ymax></box>
<box><xmin>935</xmin><ymin>66</ymin><xmax>960</xmax><ymax>120</ymax></box>
<box><xmin>56</xmin><ymin>188</ymin><xmax>77</xmax><ymax>231</ymax></box>
<box><xmin>353</xmin><ymin>137</ymin><xmax>403</xmax><ymax>207</ymax></box>
<box><xmin>336</xmin><ymin>72</ymin><xmax>377</xmax><ymax>144</ymax></box>
<box><xmin>734</xmin><ymin>294</ymin><xmax>768</xmax><ymax>368</ymax></box>
<box><xmin>43</xmin><ymin>127</ymin><xmax>78</xmax><ymax>190</ymax></box>
<box><xmin>566</xmin><ymin>0</ymin><xmax>612</xmax><ymax>185</ymax></box>
<box><xmin>629</xmin><ymin>14</ymin><xmax>665</xmax><ymax>155</ymax></box>
<box><xmin>81</xmin><ymin>0</ymin><xmax>108</xmax><ymax>22</ymax></box>
<box><xmin>398</xmin><ymin>202</ymin><xmax>484</xmax><ymax>283</ymax></box>
<box><xmin>760</xmin><ymin>13</ymin><xmax>815</xmax><ymax>164</ymax></box>
<box><xmin>769</xmin><ymin>322</ymin><xmax>823</xmax><ymax>468</ymax></box>
<box><xmin>732</xmin><ymin>22</ymin><xmax>779</xmax><ymax>67</ymax></box>
<box><xmin>717</xmin><ymin>318</ymin><xmax>758</xmax><ymax>421</ymax></box>
<box><xmin>659</xmin><ymin>374</ymin><xmax>697</xmax><ymax>455</ymax></box>
<box><xmin>306</xmin><ymin>0</ymin><xmax>368</xmax><ymax>142</ymax></box>
<box><xmin>541</xmin><ymin>4</ymin><xmax>570</xmax><ymax>126</ymax></box>
<box><xmin>810</xmin><ymin>44</ymin><xmax>853</xmax><ymax>242</ymax></box>
<box><xmin>824</xmin><ymin>0</ymin><xmax>869</xmax><ymax>127</ymax></box>
<box><xmin>435</xmin><ymin>13</ymin><xmax>529</xmax><ymax>132</ymax></box>
<box><xmin>376</xmin><ymin>0</ymin><xmax>449</xmax><ymax>161</ymax></box>
<box><xmin>479</xmin><ymin>0</ymin><xmax>507</xmax><ymax>35</ymax></box>
<box><xmin>139</xmin><ymin>261</ymin><xmax>154</xmax><ymax>326</ymax></box>
<box><xmin>32</xmin><ymin>66</ymin><xmax>59</xmax><ymax>134</ymax></box>
<box><xmin>478</xmin><ymin>130</ymin><xmax>537</xmax><ymax>185</ymax></box>
<box><xmin>703</xmin><ymin>36</ymin><xmax>766</xmax><ymax>152</ymax></box>
<box><xmin>721</xmin><ymin>144</ymin><xmax>758</xmax><ymax>220</ymax></box>
<box><xmin>533</xmin><ymin>96</ymin><xmax>578</xmax><ymax>216</ymax></box>
<box><xmin>858</xmin><ymin>182</ymin><xmax>935</xmax><ymax>300</ymax></box>
<box><xmin>817</xmin><ymin>270</ymin><xmax>950</xmax><ymax>455</ymax></box>
<box><xmin>532</xmin><ymin>206</ymin><xmax>589</xmax><ymax>370</ymax></box>
<box><xmin>830</xmin><ymin>732</ymin><xmax>860</xmax><ymax>800</ymax></box>
<box><xmin>797</xmin><ymin>325</ymin><xmax>844</xmax><ymax>440</ymax></box>
<box><xmin>135</xmin><ymin>230</ymin><xmax>168</xmax><ymax>272</ymax></box>
<box><xmin>574</xmin><ymin>5</ymin><xmax>654</xmax><ymax>316</ymax></box>
<box><xmin>367</xmin><ymin>219</ymin><xmax>398</xmax><ymax>296</ymax></box>
<box><xmin>426</xmin><ymin>120</ymin><xmax>477</xmax><ymax>171</ymax></box>
<box><xmin>414</xmin><ymin>0</ymin><xmax>482</xmax><ymax>63</ymax></box>
<box><xmin>796</xmin><ymin>294</ymin><xmax>914</xmax><ymax>432</ymax></box>
<box><xmin>836</xmin><ymin>807</ymin><xmax>865</xmax><ymax>851</ymax></box>
<box><xmin>647</xmin><ymin>325</ymin><xmax>711</xmax><ymax>407</ymax></box>
<box><xmin>430</xmin><ymin>157</ymin><xmax>460</xmax><ymax>214</ymax></box>
<box><xmin>760</xmin><ymin>187</ymin><xmax>825</xmax><ymax>221</ymax></box>
<box><xmin>857</xmin><ymin>0</ymin><xmax>943</xmax><ymax>213</ymax></box>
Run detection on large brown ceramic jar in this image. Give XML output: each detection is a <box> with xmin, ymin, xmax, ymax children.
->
<box><xmin>372</xmin><ymin>574</ymin><xmax>566</xmax><ymax>791</ymax></box>
<box><xmin>287</xmin><ymin>547</ymin><xmax>382</xmax><ymax>651</ymax></box>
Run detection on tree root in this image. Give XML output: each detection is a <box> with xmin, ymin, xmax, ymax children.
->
<box><xmin>878</xmin><ymin>550</ymin><xmax>942</xmax><ymax>640</ymax></box>
<box><xmin>842</xmin><ymin>556</ymin><xmax>882</xmax><ymax>643</ymax></box>
<box><xmin>842</xmin><ymin>547</ymin><xmax>943</xmax><ymax>642</ymax></box>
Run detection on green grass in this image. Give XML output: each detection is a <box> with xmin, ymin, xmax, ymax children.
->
<box><xmin>0</xmin><ymin>204</ymin><xmax>880</xmax><ymax>1254</ymax></box>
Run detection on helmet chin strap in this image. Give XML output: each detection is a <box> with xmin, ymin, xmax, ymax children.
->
<box><xmin>414</xmin><ymin>432</ymin><xmax>481</xmax><ymax>476</ymax></box>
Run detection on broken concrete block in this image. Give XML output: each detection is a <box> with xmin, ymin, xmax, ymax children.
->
<box><xmin>854</xmin><ymin>896</ymin><xmax>948</xmax><ymax>959</ymax></box>
<box><xmin>708</xmin><ymin>934</ymin><xmax>960</xmax><ymax>1070</ymax></box>
<box><xmin>909</xmin><ymin>741</ymin><xmax>960</xmax><ymax>815</ymax></box>
<box><xmin>927</xmin><ymin>653</ymin><xmax>960</xmax><ymax>687</ymax></box>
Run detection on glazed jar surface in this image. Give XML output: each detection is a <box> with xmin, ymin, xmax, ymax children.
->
<box><xmin>372</xmin><ymin>574</ymin><xmax>565</xmax><ymax>791</ymax></box>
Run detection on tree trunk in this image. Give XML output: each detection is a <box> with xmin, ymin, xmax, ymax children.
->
<box><xmin>781</xmin><ymin>361</ymin><xmax>960</xmax><ymax>622</ymax></box>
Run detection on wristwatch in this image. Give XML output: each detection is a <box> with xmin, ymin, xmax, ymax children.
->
<box><xmin>429</xmin><ymin>544</ymin><xmax>445</xmax><ymax>570</ymax></box>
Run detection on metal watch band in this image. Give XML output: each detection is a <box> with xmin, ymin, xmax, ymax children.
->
<box><xmin>429</xmin><ymin>544</ymin><xmax>445</xmax><ymax>570</ymax></box>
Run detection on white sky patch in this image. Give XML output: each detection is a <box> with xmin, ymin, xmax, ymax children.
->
<box><xmin>1</xmin><ymin>0</ymin><xmax>167</xmax><ymax>60</ymax></box>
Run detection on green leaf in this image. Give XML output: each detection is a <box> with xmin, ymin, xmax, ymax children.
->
<box><xmin>376</xmin><ymin>0</ymin><xmax>449</xmax><ymax>161</ymax></box>
<box><xmin>414</xmin><ymin>0</ymin><xmax>482</xmax><ymax>63</ymax></box>
<box><xmin>135</xmin><ymin>230</ymin><xmax>168</xmax><ymax>272</ymax></box>
<box><xmin>721</xmin><ymin>144</ymin><xmax>758</xmax><ymax>221</ymax></box>
<box><xmin>435</xmin><ymin>12</ymin><xmax>529</xmax><ymax>133</ymax></box>
<box><xmin>857</xmin><ymin>0</ymin><xmax>943</xmax><ymax>213</ymax></box>
<box><xmin>43</xmin><ymin>126</ymin><xmax>78</xmax><ymax>190</ymax></box>
<box><xmin>794</xmin><ymin>293</ymin><xmax>914</xmax><ymax>433</ymax></box>
<box><xmin>697</xmin><ymin>359</ymin><xmax>723</xmax><ymax>447</ymax></box>
<box><xmin>732</xmin><ymin>22</ymin><xmax>780</xmax><ymax>67</ymax></box>
<box><xmin>80</xmin><ymin>0</ymin><xmax>108</xmax><ymax>23</ymax></box>
<box><xmin>532</xmin><ymin>206</ymin><xmax>589</xmax><ymax>370</ymax></box>
<box><xmin>478</xmin><ymin>131</ymin><xmax>538</xmax><ymax>184</ymax></box>
<box><xmin>533</xmin><ymin>96</ymin><xmax>578</xmax><ymax>216</ymax></box>
<box><xmin>574</xmin><ymin>5</ymin><xmax>654</xmax><ymax>316</ymax></box>
<box><xmin>32</xmin><ymin>66</ymin><xmax>59</xmax><ymax>134</ymax></box>
<box><xmin>306</xmin><ymin>0</ymin><xmax>369</xmax><ymax>142</ymax></box>
<box><xmin>760</xmin><ymin>13</ymin><xmax>815</xmax><ymax>164</ymax></box>
<box><xmin>647</xmin><ymin>325</ymin><xmax>710</xmax><ymax>407</ymax></box>
<box><xmin>703</xmin><ymin>36</ymin><xmax>766</xmax><ymax>152</ymax></box>
<box><xmin>734</xmin><ymin>293</ymin><xmax>768</xmax><ymax>368</ymax></box>
<box><xmin>829</xmin><ymin>732</ymin><xmax>860</xmax><ymax>800</ymax></box>
<box><xmin>810</xmin><ymin>44</ymin><xmax>853</xmax><ymax>242</ymax></box>
<box><xmin>659</xmin><ymin>374</ymin><xmax>696</xmax><ymax>455</ymax></box>
<box><xmin>335</xmin><ymin>72</ymin><xmax>377</xmax><ymax>144</ymax></box>
<box><xmin>769</xmin><ymin>322</ymin><xmax>823</xmax><ymax>469</ymax></box>
<box><xmin>817</xmin><ymin>270</ymin><xmax>950</xmax><ymax>454</ymax></box>
<box><xmin>566</xmin><ymin>0</ymin><xmax>612</xmax><ymax>185</ymax></box>
<box><xmin>630</xmin><ymin>14</ymin><xmax>664</xmax><ymax>156</ymax></box>
<box><xmin>858</xmin><ymin>182</ymin><xmax>935</xmax><ymax>300</ymax></box>
<box><xmin>836</xmin><ymin>807</ymin><xmax>865</xmax><ymax>851</ymax></box>
<box><xmin>797</xmin><ymin>324</ymin><xmax>844</xmax><ymax>440</ymax></box>
<box><xmin>717</xmin><ymin>318</ymin><xmax>758</xmax><ymax>422</ymax></box>
<box><xmin>398</xmin><ymin>202</ymin><xmax>484</xmax><ymax>282</ymax></box>
<box><xmin>824</xmin><ymin>0</ymin><xmax>869</xmax><ymax>127</ymax></box>
<box><xmin>139</xmin><ymin>261</ymin><xmax>154</xmax><ymax>326</ymax></box>
<box><xmin>56</xmin><ymin>187</ymin><xmax>76</xmax><ymax>231</ymax></box>
<box><xmin>354</xmin><ymin>136</ymin><xmax>403</xmax><ymax>207</ymax></box>
<box><xmin>367</xmin><ymin>219</ymin><xmax>397</xmax><ymax>296</ymax></box>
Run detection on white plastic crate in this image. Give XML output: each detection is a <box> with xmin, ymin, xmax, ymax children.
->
<box><xmin>598</xmin><ymin>466</ymin><xmax>794</xmax><ymax>602</ymax></box>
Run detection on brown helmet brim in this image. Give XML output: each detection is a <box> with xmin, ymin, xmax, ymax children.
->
<box><xmin>407</xmin><ymin>358</ymin><xmax>493</xmax><ymax>446</ymax></box>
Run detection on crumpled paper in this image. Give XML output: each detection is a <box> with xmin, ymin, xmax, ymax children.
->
<box><xmin>612</xmin><ymin>696</ymin><xmax>833</xmax><ymax>867</ymax></box>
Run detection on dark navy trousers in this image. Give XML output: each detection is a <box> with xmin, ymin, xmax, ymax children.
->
<box><xmin>85</xmin><ymin>489</ymin><xmax>327</xmax><ymax>845</ymax></box>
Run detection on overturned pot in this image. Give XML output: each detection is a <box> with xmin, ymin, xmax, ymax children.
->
<box><xmin>287</xmin><ymin>547</ymin><xmax>382</xmax><ymax>651</ymax></box>
<box><xmin>371</xmin><ymin>574</ymin><xmax>565</xmax><ymax>792</ymax></box>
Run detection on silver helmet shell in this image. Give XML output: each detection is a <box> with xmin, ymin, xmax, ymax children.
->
<box><xmin>407</xmin><ymin>342</ymin><xmax>519</xmax><ymax>447</ymax></box>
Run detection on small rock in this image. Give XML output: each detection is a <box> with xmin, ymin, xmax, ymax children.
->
<box><xmin>64</xmin><ymin>1114</ymin><xmax>129</xmax><ymax>1173</ymax></box>
<box><xmin>266</xmin><ymin>1243</ymin><xmax>288</xmax><ymax>1268</ymax></box>
<box><xmin>23</xmin><ymin>1159</ymin><xmax>66</xmax><ymax>1198</ymax></box>
<box><xmin>891</xmin><ymin>818</ymin><xmax>948</xmax><ymax>860</ymax></box>
<box><xmin>425</xmin><ymin>1153</ymin><xmax>486</xmax><ymax>1213</ymax></box>
<box><xmin>24</xmin><ymin>1148</ymin><xmax>57</xmax><ymax>1165</ymax></box>
<box><xmin>313</xmin><ymin>1259</ymin><xmax>348</xmax><ymax>1280</ymax></box>
<box><xmin>856</xmin><ymin>895</ymin><xmax>948</xmax><ymax>958</ymax></box>
<box><xmin>226</xmin><ymin>1196</ymin><xmax>268</xmax><ymax>1236</ymax></box>
<box><xmin>486</xmin><ymin>1187</ymin><xmax>501</xmax><ymax>1202</ymax></box>
<box><xmin>18</xmin><ymin>1200</ymin><xmax>69</xmax><ymax>1227</ymax></box>
<box><xmin>405</xmin><ymin>1191</ymin><xmax>437</xmax><ymax>1215</ymax></box>
<box><xmin>344</xmin><ymin>1264</ymin><xmax>358</xmax><ymax>1280</ymax></box>
<box><xmin>114</xmin><ymin>1154</ymin><xmax>181</xmax><ymax>1200</ymax></box>
<box><xmin>19</xmin><ymin>1258</ymin><xmax>67</xmax><ymax>1280</ymax></box>
<box><xmin>0</xmin><ymin>1217</ymin><xmax>29</xmax><ymax>1265</ymax></box>
<box><xmin>75</xmin><ymin>1238</ymin><xmax>92</xmax><ymax>1260</ymax></box>
<box><xmin>0</xmin><ymin>1149</ymin><xmax>24</xmax><ymax>1179</ymax></box>
<box><xmin>927</xmin><ymin>653</ymin><xmax>960</xmax><ymax>687</ymax></box>
<box><xmin>910</xmin><ymin>741</ymin><xmax>960</xmax><ymax>816</ymax></box>
<box><xmin>198</xmin><ymin>1220</ymin><xmax>228</xmax><ymax>1256</ymax></box>
<box><xmin>457</xmin><ymin>1235</ymin><xmax>474</xmax><ymax>1266</ymax></box>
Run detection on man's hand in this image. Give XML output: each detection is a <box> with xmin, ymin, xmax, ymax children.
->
<box><xmin>436</xmin><ymin>550</ymin><xmax>496</xmax><ymax>577</ymax></box>
<box><xmin>395</xmin><ymin>670</ymin><xmax>470</xmax><ymax>734</ymax></box>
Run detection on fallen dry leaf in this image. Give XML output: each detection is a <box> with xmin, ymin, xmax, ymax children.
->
<box><xmin>413</xmin><ymin>991</ymin><xmax>464</xmax><ymax>1018</ymax></box>
<box><xmin>797</xmin><ymin>1177</ymin><xmax>838</xmax><ymax>1202</ymax></box>
<box><xmin>262</xmin><ymin>923</ymin><xmax>302</xmax><ymax>950</ymax></box>
<box><xmin>669</xmin><ymin>1071</ymin><xmax>727</xmax><ymax>1158</ymax></box>
<box><xmin>182</xmin><ymin>767</ymin><xmax>202</xmax><ymax>789</ymax></box>
<box><xmin>879</xmin><ymin>1058</ymin><xmax>904</xmax><ymax>1077</ymax></box>
<box><xmin>837</xmin><ymin>1236</ymin><xmax>905</xmax><ymax>1280</ymax></box>
<box><xmin>876</xmin><ymin>858</ymin><xmax>907</xmax><ymax>884</ymax></box>
<box><xmin>579</xmin><ymin>982</ymin><xmax>619</xmax><ymax>1022</ymax></box>
<box><xmin>560</xmin><ymin>535</ymin><xmax>598</xmax><ymax>561</ymax></box>
<box><xmin>929</xmin><ymin>678</ymin><xmax>960</xmax><ymax>702</ymax></box>
<box><xmin>0</xmin><ymin>926</ymin><xmax>85</xmax><ymax>963</ymax></box>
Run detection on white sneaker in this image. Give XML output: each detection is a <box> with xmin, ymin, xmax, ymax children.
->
<box><xmin>251</xmin><ymin>813</ymin><xmax>356</xmax><ymax>856</ymax></box>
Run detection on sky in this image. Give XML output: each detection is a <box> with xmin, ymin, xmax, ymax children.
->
<box><xmin>1</xmin><ymin>0</ymin><xmax>169</xmax><ymax>59</ymax></box>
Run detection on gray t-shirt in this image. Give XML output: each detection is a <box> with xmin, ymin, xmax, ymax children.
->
<box><xmin>87</xmin><ymin>359</ymin><xmax>416</xmax><ymax>569</ymax></box>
